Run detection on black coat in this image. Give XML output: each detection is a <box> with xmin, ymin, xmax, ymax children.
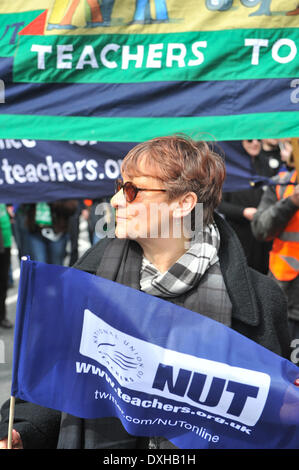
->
<box><xmin>0</xmin><ymin>213</ymin><xmax>290</xmax><ymax>448</ymax></box>
<box><xmin>218</xmin><ymin>188</ymin><xmax>272</xmax><ymax>274</ymax></box>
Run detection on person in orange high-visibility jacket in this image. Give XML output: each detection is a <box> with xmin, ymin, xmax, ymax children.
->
<box><xmin>252</xmin><ymin>167</ymin><xmax>299</xmax><ymax>342</ymax></box>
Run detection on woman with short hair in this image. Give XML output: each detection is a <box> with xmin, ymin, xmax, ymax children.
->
<box><xmin>0</xmin><ymin>135</ymin><xmax>290</xmax><ymax>449</ymax></box>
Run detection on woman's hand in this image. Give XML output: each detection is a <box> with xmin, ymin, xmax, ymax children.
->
<box><xmin>243</xmin><ymin>207</ymin><xmax>257</xmax><ymax>221</ymax></box>
<box><xmin>0</xmin><ymin>429</ymin><xmax>23</xmax><ymax>449</ymax></box>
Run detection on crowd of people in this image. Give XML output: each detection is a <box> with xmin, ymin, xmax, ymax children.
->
<box><xmin>0</xmin><ymin>197</ymin><xmax>112</xmax><ymax>329</ymax></box>
<box><xmin>218</xmin><ymin>137</ymin><xmax>299</xmax><ymax>343</ymax></box>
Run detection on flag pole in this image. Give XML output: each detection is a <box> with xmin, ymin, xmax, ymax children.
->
<box><xmin>7</xmin><ymin>256</ymin><xmax>29</xmax><ymax>449</ymax></box>
<box><xmin>291</xmin><ymin>138</ymin><xmax>299</xmax><ymax>183</ymax></box>
<box><xmin>7</xmin><ymin>396</ymin><xmax>15</xmax><ymax>449</ymax></box>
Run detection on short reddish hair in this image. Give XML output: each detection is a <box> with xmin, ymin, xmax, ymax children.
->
<box><xmin>121</xmin><ymin>135</ymin><xmax>226</xmax><ymax>226</ymax></box>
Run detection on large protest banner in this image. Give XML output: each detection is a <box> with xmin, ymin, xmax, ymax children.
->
<box><xmin>0</xmin><ymin>1</ymin><xmax>298</xmax><ymax>202</ymax></box>
<box><xmin>0</xmin><ymin>1</ymin><xmax>298</xmax><ymax>142</ymax></box>
<box><xmin>11</xmin><ymin>258</ymin><xmax>299</xmax><ymax>449</ymax></box>
<box><xmin>0</xmin><ymin>138</ymin><xmax>259</xmax><ymax>203</ymax></box>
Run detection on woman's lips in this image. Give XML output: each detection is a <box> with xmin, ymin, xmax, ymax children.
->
<box><xmin>116</xmin><ymin>216</ymin><xmax>127</xmax><ymax>222</ymax></box>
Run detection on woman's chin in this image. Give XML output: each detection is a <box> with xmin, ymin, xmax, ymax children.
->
<box><xmin>114</xmin><ymin>228</ymin><xmax>127</xmax><ymax>239</ymax></box>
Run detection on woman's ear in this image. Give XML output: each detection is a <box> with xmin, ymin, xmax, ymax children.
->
<box><xmin>172</xmin><ymin>192</ymin><xmax>198</xmax><ymax>219</ymax></box>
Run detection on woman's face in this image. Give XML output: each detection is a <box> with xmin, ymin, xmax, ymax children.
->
<box><xmin>242</xmin><ymin>140</ymin><xmax>261</xmax><ymax>157</ymax></box>
<box><xmin>110</xmin><ymin>167</ymin><xmax>175</xmax><ymax>241</ymax></box>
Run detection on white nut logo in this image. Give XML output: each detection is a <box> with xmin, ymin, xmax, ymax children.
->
<box><xmin>93</xmin><ymin>328</ymin><xmax>144</xmax><ymax>383</ymax></box>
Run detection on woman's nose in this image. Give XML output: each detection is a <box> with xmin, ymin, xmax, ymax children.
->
<box><xmin>110</xmin><ymin>188</ymin><xmax>126</xmax><ymax>208</ymax></box>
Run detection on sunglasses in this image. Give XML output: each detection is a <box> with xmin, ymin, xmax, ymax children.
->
<box><xmin>115</xmin><ymin>178</ymin><xmax>167</xmax><ymax>203</ymax></box>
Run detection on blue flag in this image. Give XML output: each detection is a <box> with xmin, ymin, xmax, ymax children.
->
<box><xmin>11</xmin><ymin>258</ymin><xmax>299</xmax><ymax>449</ymax></box>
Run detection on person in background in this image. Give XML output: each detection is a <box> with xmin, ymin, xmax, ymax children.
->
<box><xmin>252</xmin><ymin>139</ymin><xmax>299</xmax><ymax>342</ymax></box>
<box><xmin>0</xmin><ymin>204</ymin><xmax>13</xmax><ymax>329</ymax></box>
<box><xmin>8</xmin><ymin>205</ymin><xmax>30</xmax><ymax>261</ymax></box>
<box><xmin>25</xmin><ymin>200</ymin><xmax>78</xmax><ymax>265</ymax></box>
<box><xmin>254</xmin><ymin>139</ymin><xmax>282</xmax><ymax>178</ymax></box>
<box><xmin>67</xmin><ymin>200</ymin><xmax>89</xmax><ymax>267</ymax></box>
<box><xmin>81</xmin><ymin>197</ymin><xmax>114</xmax><ymax>245</ymax></box>
<box><xmin>218</xmin><ymin>139</ymin><xmax>272</xmax><ymax>274</ymax></box>
<box><xmin>279</xmin><ymin>138</ymin><xmax>296</xmax><ymax>172</ymax></box>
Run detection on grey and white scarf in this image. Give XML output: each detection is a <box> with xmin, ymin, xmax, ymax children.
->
<box><xmin>140</xmin><ymin>223</ymin><xmax>221</xmax><ymax>298</ymax></box>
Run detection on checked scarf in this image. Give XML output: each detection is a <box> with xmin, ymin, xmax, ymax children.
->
<box><xmin>140</xmin><ymin>223</ymin><xmax>221</xmax><ymax>298</ymax></box>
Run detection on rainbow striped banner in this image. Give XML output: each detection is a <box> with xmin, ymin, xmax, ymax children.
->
<box><xmin>0</xmin><ymin>1</ymin><xmax>298</xmax><ymax>141</ymax></box>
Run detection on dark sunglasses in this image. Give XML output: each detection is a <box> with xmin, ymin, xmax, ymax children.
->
<box><xmin>115</xmin><ymin>178</ymin><xmax>167</xmax><ymax>203</ymax></box>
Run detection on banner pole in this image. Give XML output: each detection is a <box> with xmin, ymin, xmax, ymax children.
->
<box><xmin>291</xmin><ymin>138</ymin><xmax>299</xmax><ymax>183</ymax></box>
<box><xmin>7</xmin><ymin>256</ymin><xmax>29</xmax><ymax>449</ymax></box>
<box><xmin>7</xmin><ymin>396</ymin><xmax>15</xmax><ymax>449</ymax></box>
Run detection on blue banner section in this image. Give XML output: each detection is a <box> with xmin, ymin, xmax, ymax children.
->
<box><xmin>1</xmin><ymin>57</ymin><xmax>298</xmax><ymax>118</ymax></box>
<box><xmin>0</xmin><ymin>139</ymin><xmax>258</xmax><ymax>204</ymax></box>
<box><xmin>11</xmin><ymin>259</ymin><xmax>299</xmax><ymax>449</ymax></box>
